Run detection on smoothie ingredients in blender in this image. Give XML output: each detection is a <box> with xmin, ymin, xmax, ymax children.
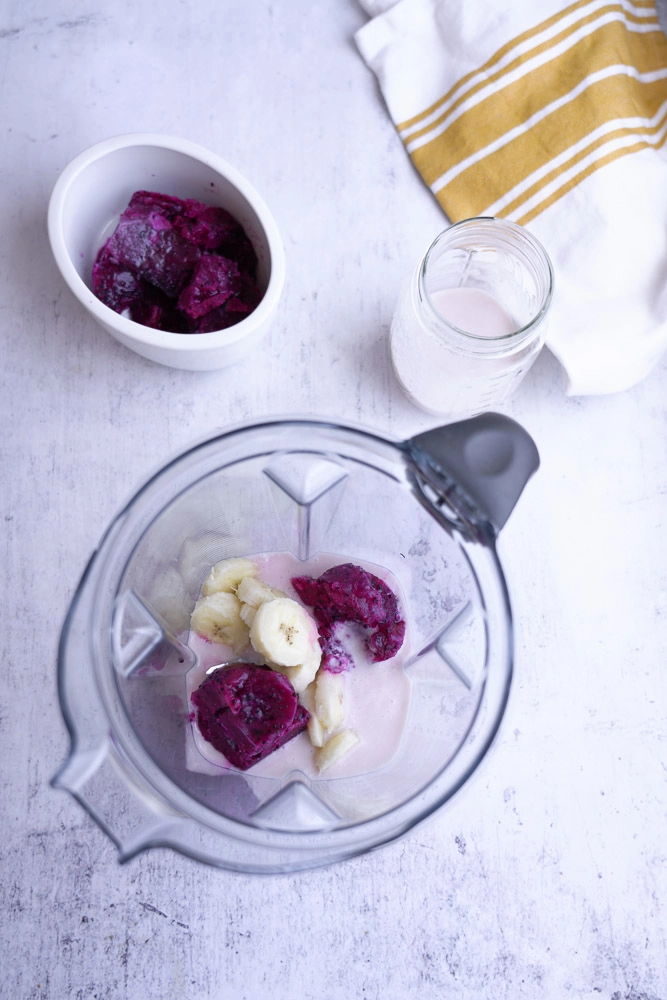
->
<box><xmin>93</xmin><ymin>190</ymin><xmax>262</xmax><ymax>334</ymax></box>
<box><xmin>188</xmin><ymin>555</ymin><xmax>408</xmax><ymax>775</ymax></box>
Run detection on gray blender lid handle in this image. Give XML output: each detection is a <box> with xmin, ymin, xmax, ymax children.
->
<box><xmin>406</xmin><ymin>413</ymin><xmax>540</xmax><ymax>531</ymax></box>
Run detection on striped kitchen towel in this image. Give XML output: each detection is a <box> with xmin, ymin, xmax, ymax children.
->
<box><xmin>355</xmin><ymin>0</ymin><xmax>667</xmax><ymax>395</ymax></box>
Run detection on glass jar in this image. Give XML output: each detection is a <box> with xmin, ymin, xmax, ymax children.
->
<box><xmin>390</xmin><ymin>217</ymin><xmax>554</xmax><ymax>419</ymax></box>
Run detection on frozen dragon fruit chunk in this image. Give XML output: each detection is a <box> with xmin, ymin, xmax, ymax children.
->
<box><xmin>292</xmin><ymin>563</ymin><xmax>406</xmax><ymax>668</ymax></box>
<box><xmin>175</xmin><ymin>203</ymin><xmax>246</xmax><ymax>251</ymax></box>
<box><xmin>290</xmin><ymin>574</ymin><xmax>322</xmax><ymax>608</ymax></box>
<box><xmin>191</xmin><ymin>663</ymin><xmax>309</xmax><ymax>770</ymax></box>
<box><xmin>177</xmin><ymin>256</ymin><xmax>242</xmax><ymax>319</ymax></box>
<box><xmin>98</xmin><ymin>216</ymin><xmax>201</xmax><ymax>298</ymax></box>
<box><xmin>92</xmin><ymin>190</ymin><xmax>263</xmax><ymax>334</ymax></box>
<box><xmin>123</xmin><ymin>190</ymin><xmax>187</xmax><ymax>221</ymax></box>
<box><xmin>367</xmin><ymin>619</ymin><xmax>406</xmax><ymax>662</ymax></box>
<box><xmin>192</xmin><ymin>274</ymin><xmax>262</xmax><ymax>332</ymax></box>
<box><xmin>130</xmin><ymin>288</ymin><xmax>189</xmax><ymax>333</ymax></box>
<box><xmin>92</xmin><ymin>252</ymin><xmax>188</xmax><ymax>332</ymax></box>
<box><xmin>226</xmin><ymin>234</ymin><xmax>258</xmax><ymax>277</ymax></box>
<box><xmin>91</xmin><ymin>253</ymin><xmax>143</xmax><ymax>313</ymax></box>
<box><xmin>323</xmin><ymin>563</ymin><xmax>396</xmax><ymax>627</ymax></box>
<box><xmin>316</xmin><ymin>627</ymin><xmax>355</xmax><ymax>674</ymax></box>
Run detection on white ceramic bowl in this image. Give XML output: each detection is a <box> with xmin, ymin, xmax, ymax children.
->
<box><xmin>48</xmin><ymin>133</ymin><xmax>285</xmax><ymax>370</ymax></box>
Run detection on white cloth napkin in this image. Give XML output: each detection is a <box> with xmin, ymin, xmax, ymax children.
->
<box><xmin>355</xmin><ymin>0</ymin><xmax>667</xmax><ymax>395</ymax></box>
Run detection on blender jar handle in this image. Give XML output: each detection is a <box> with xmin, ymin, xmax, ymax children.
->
<box><xmin>406</xmin><ymin>413</ymin><xmax>539</xmax><ymax>532</ymax></box>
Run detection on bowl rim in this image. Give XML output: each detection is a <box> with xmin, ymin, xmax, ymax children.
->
<box><xmin>47</xmin><ymin>132</ymin><xmax>286</xmax><ymax>352</ymax></box>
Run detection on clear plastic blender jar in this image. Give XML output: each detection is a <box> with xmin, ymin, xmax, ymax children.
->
<box><xmin>54</xmin><ymin>414</ymin><xmax>538</xmax><ymax>873</ymax></box>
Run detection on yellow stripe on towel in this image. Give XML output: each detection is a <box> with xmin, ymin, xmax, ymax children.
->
<box><xmin>398</xmin><ymin>0</ymin><xmax>667</xmax><ymax>223</ymax></box>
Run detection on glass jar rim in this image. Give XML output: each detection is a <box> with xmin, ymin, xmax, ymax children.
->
<box><xmin>418</xmin><ymin>216</ymin><xmax>554</xmax><ymax>354</ymax></box>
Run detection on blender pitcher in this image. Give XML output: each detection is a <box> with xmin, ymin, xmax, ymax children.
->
<box><xmin>54</xmin><ymin>414</ymin><xmax>538</xmax><ymax>873</ymax></box>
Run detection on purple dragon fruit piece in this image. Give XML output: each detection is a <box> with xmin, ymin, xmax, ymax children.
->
<box><xmin>92</xmin><ymin>252</ymin><xmax>188</xmax><ymax>332</ymax></box>
<box><xmin>175</xmin><ymin>203</ymin><xmax>246</xmax><ymax>251</ymax></box>
<box><xmin>92</xmin><ymin>190</ymin><xmax>263</xmax><ymax>334</ymax></box>
<box><xmin>317</xmin><ymin>627</ymin><xmax>356</xmax><ymax>674</ymax></box>
<box><xmin>123</xmin><ymin>190</ymin><xmax>186</xmax><ymax>221</ymax></box>
<box><xmin>91</xmin><ymin>253</ymin><xmax>143</xmax><ymax>314</ymax></box>
<box><xmin>191</xmin><ymin>663</ymin><xmax>309</xmax><ymax>771</ymax></box>
<box><xmin>177</xmin><ymin>256</ymin><xmax>242</xmax><ymax>319</ymax></box>
<box><xmin>366</xmin><ymin>620</ymin><xmax>407</xmax><ymax>662</ymax></box>
<box><xmin>292</xmin><ymin>563</ymin><xmax>406</xmax><ymax>669</ymax></box>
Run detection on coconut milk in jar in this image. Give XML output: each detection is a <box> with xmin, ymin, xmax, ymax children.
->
<box><xmin>390</xmin><ymin>217</ymin><xmax>554</xmax><ymax>419</ymax></box>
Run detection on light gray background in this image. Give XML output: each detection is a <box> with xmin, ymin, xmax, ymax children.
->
<box><xmin>1</xmin><ymin>2</ymin><xmax>666</xmax><ymax>998</ymax></box>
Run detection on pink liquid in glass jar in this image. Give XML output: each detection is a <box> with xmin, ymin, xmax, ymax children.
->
<box><xmin>429</xmin><ymin>287</ymin><xmax>516</xmax><ymax>338</ymax></box>
<box><xmin>390</xmin><ymin>218</ymin><xmax>554</xmax><ymax>419</ymax></box>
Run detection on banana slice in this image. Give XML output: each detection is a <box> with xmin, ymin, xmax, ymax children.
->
<box><xmin>282</xmin><ymin>651</ymin><xmax>321</xmax><ymax>695</ymax></box>
<box><xmin>314</xmin><ymin>669</ymin><xmax>345</xmax><ymax>732</ymax></box>
<box><xmin>249</xmin><ymin>597</ymin><xmax>318</xmax><ymax>667</ymax></box>
<box><xmin>299</xmin><ymin>682</ymin><xmax>326</xmax><ymax>747</ymax></box>
<box><xmin>315</xmin><ymin>729</ymin><xmax>360</xmax><ymax>773</ymax></box>
<box><xmin>239</xmin><ymin>602</ymin><xmax>257</xmax><ymax>628</ymax></box>
<box><xmin>300</xmin><ymin>682</ymin><xmax>316</xmax><ymax>712</ymax></box>
<box><xmin>307</xmin><ymin>714</ymin><xmax>326</xmax><ymax>748</ymax></box>
<box><xmin>190</xmin><ymin>591</ymin><xmax>250</xmax><ymax>652</ymax></box>
<box><xmin>271</xmin><ymin>646</ymin><xmax>321</xmax><ymax>695</ymax></box>
<box><xmin>306</xmin><ymin>715</ymin><xmax>327</xmax><ymax>748</ymax></box>
<box><xmin>237</xmin><ymin>575</ymin><xmax>285</xmax><ymax>608</ymax></box>
<box><xmin>201</xmin><ymin>557</ymin><xmax>257</xmax><ymax>597</ymax></box>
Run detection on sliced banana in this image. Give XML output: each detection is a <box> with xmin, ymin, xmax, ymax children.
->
<box><xmin>239</xmin><ymin>602</ymin><xmax>257</xmax><ymax>627</ymax></box>
<box><xmin>307</xmin><ymin>713</ymin><xmax>326</xmax><ymax>748</ymax></box>
<box><xmin>300</xmin><ymin>682</ymin><xmax>316</xmax><ymax>712</ymax></box>
<box><xmin>201</xmin><ymin>557</ymin><xmax>257</xmax><ymax>597</ymax></box>
<box><xmin>315</xmin><ymin>729</ymin><xmax>360</xmax><ymax>773</ymax></box>
<box><xmin>314</xmin><ymin>669</ymin><xmax>345</xmax><ymax>732</ymax></box>
<box><xmin>237</xmin><ymin>575</ymin><xmax>285</xmax><ymax>608</ymax></box>
<box><xmin>271</xmin><ymin>646</ymin><xmax>321</xmax><ymax>695</ymax></box>
<box><xmin>299</xmin><ymin>682</ymin><xmax>326</xmax><ymax>747</ymax></box>
<box><xmin>283</xmin><ymin>651</ymin><xmax>321</xmax><ymax>695</ymax></box>
<box><xmin>249</xmin><ymin>597</ymin><xmax>317</xmax><ymax>667</ymax></box>
<box><xmin>190</xmin><ymin>591</ymin><xmax>250</xmax><ymax>652</ymax></box>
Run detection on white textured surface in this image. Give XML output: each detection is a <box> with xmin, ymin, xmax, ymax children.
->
<box><xmin>1</xmin><ymin>2</ymin><xmax>666</xmax><ymax>998</ymax></box>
